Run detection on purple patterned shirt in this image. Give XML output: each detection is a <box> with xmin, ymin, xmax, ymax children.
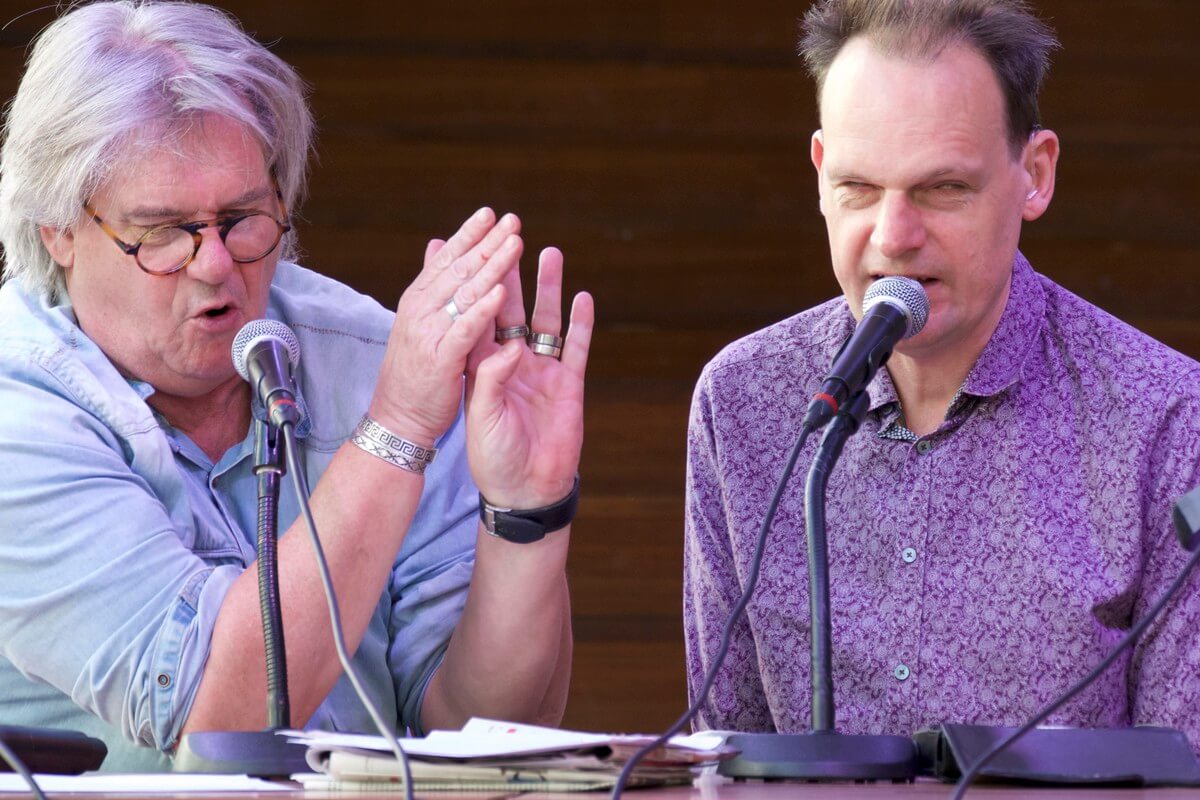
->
<box><xmin>684</xmin><ymin>253</ymin><xmax>1200</xmax><ymax>752</ymax></box>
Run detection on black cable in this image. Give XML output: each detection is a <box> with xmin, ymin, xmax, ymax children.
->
<box><xmin>0</xmin><ymin>736</ymin><xmax>47</xmax><ymax>800</ymax></box>
<box><xmin>282</xmin><ymin>423</ymin><xmax>415</xmax><ymax>800</ymax></box>
<box><xmin>951</xmin><ymin>544</ymin><xmax>1200</xmax><ymax>799</ymax></box>
<box><xmin>608</xmin><ymin>424</ymin><xmax>815</xmax><ymax>800</ymax></box>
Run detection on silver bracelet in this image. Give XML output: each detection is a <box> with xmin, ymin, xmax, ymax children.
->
<box><xmin>350</xmin><ymin>415</ymin><xmax>438</xmax><ymax>475</ymax></box>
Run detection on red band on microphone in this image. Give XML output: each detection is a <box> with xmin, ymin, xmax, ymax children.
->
<box><xmin>813</xmin><ymin>392</ymin><xmax>839</xmax><ymax>413</ymax></box>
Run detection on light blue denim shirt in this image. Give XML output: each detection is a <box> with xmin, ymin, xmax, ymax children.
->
<box><xmin>0</xmin><ymin>262</ymin><xmax>478</xmax><ymax>772</ymax></box>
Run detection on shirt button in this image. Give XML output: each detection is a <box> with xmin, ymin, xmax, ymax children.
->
<box><xmin>894</xmin><ymin>664</ymin><xmax>911</xmax><ymax>681</ymax></box>
<box><xmin>901</xmin><ymin>547</ymin><xmax>917</xmax><ymax>564</ymax></box>
<box><xmin>916</xmin><ymin>440</ymin><xmax>934</xmax><ymax>454</ymax></box>
<box><xmin>157</xmin><ymin>673</ymin><xmax>172</xmax><ymax>688</ymax></box>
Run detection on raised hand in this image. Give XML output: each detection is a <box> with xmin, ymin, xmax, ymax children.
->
<box><xmin>465</xmin><ymin>246</ymin><xmax>594</xmax><ymax>509</ymax></box>
<box><xmin>368</xmin><ymin>208</ymin><xmax>523</xmax><ymax>446</ymax></box>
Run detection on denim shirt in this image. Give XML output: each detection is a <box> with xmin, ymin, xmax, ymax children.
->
<box><xmin>0</xmin><ymin>262</ymin><xmax>478</xmax><ymax>772</ymax></box>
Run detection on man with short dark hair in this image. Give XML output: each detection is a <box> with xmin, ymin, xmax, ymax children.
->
<box><xmin>684</xmin><ymin>0</ymin><xmax>1200</xmax><ymax>751</ymax></box>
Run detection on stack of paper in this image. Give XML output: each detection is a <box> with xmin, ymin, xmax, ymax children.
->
<box><xmin>286</xmin><ymin>718</ymin><xmax>735</xmax><ymax>792</ymax></box>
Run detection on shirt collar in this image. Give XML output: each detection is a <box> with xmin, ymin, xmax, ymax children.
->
<box><xmin>959</xmin><ymin>251</ymin><xmax>1045</xmax><ymax>399</ymax></box>
<box><xmin>859</xmin><ymin>251</ymin><xmax>1045</xmax><ymax>418</ymax></box>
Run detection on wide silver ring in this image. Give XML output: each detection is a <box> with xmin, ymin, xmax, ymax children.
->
<box><xmin>444</xmin><ymin>298</ymin><xmax>462</xmax><ymax>321</ymax></box>
<box><xmin>528</xmin><ymin>332</ymin><xmax>564</xmax><ymax>359</ymax></box>
<box><xmin>495</xmin><ymin>324</ymin><xmax>530</xmax><ymax>343</ymax></box>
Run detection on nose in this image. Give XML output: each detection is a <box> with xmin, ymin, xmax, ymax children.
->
<box><xmin>184</xmin><ymin>227</ymin><xmax>237</xmax><ymax>285</ymax></box>
<box><xmin>869</xmin><ymin>191</ymin><xmax>926</xmax><ymax>259</ymax></box>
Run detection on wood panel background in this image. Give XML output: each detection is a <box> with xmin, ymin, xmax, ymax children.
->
<box><xmin>1</xmin><ymin>1</ymin><xmax>1197</xmax><ymax>735</ymax></box>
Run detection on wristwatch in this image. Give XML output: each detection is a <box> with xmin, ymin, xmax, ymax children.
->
<box><xmin>479</xmin><ymin>475</ymin><xmax>580</xmax><ymax>544</ymax></box>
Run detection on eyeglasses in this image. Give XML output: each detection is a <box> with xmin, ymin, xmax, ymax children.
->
<box><xmin>83</xmin><ymin>186</ymin><xmax>292</xmax><ymax>276</ymax></box>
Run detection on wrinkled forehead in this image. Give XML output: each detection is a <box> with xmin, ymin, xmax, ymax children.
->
<box><xmin>93</xmin><ymin>114</ymin><xmax>271</xmax><ymax>206</ymax></box>
<box><xmin>818</xmin><ymin>38</ymin><xmax>1012</xmax><ymax>168</ymax></box>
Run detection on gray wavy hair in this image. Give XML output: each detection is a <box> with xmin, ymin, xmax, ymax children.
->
<box><xmin>0</xmin><ymin>1</ymin><xmax>314</xmax><ymax>302</ymax></box>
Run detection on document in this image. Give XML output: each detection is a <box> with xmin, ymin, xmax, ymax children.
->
<box><xmin>287</xmin><ymin>717</ymin><xmax>736</xmax><ymax>792</ymax></box>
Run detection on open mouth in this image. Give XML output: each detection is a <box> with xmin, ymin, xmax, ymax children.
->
<box><xmin>203</xmin><ymin>305</ymin><xmax>232</xmax><ymax>318</ymax></box>
<box><xmin>871</xmin><ymin>275</ymin><xmax>936</xmax><ymax>285</ymax></box>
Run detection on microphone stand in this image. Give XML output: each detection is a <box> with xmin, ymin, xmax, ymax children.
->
<box><xmin>254</xmin><ymin>419</ymin><xmax>291</xmax><ymax>729</ymax></box>
<box><xmin>173</xmin><ymin>419</ymin><xmax>309</xmax><ymax>777</ymax></box>
<box><xmin>719</xmin><ymin>391</ymin><xmax>917</xmax><ymax>781</ymax></box>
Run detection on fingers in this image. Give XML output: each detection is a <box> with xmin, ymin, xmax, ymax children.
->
<box><xmin>561</xmin><ymin>291</ymin><xmax>595</xmax><ymax>376</ymax></box>
<box><xmin>529</xmin><ymin>247</ymin><xmax>564</xmax><ymax>337</ymax></box>
<box><xmin>494</xmin><ymin>262</ymin><xmax>527</xmax><ymax>330</ymax></box>
<box><xmin>412</xmin><ymin>208</ymin><xmax>520</xmax><ymax>294</ymax></box>
<box><xmin>444</xmin><ymin>233</ymin><xmax>522</xmax><ymax>323</ymax></box>
<box><xmin>430</xmin><ymin>207</ymin><xmax>496</xmax><ymax>271</ymax></box>
<box><xmin>442</xmin><ymin>283</ymin><xmax>508</xmax><ymax>363</ymax></box>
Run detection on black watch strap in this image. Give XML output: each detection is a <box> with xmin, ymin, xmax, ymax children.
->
<box><xmin>479</xmin><ymin>475</ymin><xmax>580</xmax><ymax>544</ymax></box>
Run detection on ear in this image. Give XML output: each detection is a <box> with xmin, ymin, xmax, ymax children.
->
<box><xmin>1021</xmin><ymin>128</ymin><xmax>1060</xmax><ymax>222</ymax></box>
<box><xmin>39</xmin><ymin>225</ymin><xmax>76</xmax><ymax>270</ymax></box>
<box><xmin>811</xmin><ymin>129</ymin><xmax>827</xmax><ymax>216</ymax></box>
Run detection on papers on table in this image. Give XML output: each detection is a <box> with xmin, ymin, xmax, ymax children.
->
<box><xmin>286</xmin><ymin>717</ymin><xmax>737</xmax><ymax>792</ymax></box>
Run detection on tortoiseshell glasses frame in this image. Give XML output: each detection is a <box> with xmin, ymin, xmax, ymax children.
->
<box><xmin>82</xmin><ymin>181</ymin><xmax>292</xmax><ymax>276</ymax></box>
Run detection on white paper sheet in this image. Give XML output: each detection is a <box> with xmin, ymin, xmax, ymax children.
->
<box><xmin>0</xmin><ymin>772</ymin><xmax>293</xmax><ymax>794</ymax></box>
<box><xmin>285</xmin><ymin>716</ymin><xmax>727</xmax><ymax>760</ymax></box>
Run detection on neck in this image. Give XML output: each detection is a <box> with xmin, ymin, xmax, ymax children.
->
<box><xmin>149</xmin><ymin>379</ymin><xmax>253</xmax><ymax>463</ymax></box>
<box><xmin>884</xmin><ymin>352</ymin><xmax>971</xmax><ymax>437</ymax></box>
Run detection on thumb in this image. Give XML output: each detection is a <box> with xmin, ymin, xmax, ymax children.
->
<box><xmin>469</xmin><ymin>341</ymin><xmax>523</xmax><ymax>418</ymax></box>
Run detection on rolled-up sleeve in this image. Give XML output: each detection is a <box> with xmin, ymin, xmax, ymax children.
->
<box><xmin>0</xmin><ymin>354</ymin><xmax>235</xmax><ymax>753</ymax></box>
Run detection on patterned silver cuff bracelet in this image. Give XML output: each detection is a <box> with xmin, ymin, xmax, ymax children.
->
<box><xmin>351</xmin><ymin>415</ymin><xmax>438</xmax><ymax>475</ymax></box>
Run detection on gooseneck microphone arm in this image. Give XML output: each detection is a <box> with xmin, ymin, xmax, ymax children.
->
<box><xmin>805</xmin><ymin>389</ymin><xmax>871</xmax><ymax>732</ymax></box>
<box><xmin>233</xmin><ymin>321</ymin><xmax>304</xmax><ymax>731</ymax></box>
<box><xmin>254</xmin><ymin>418</ymin><xmax>290</xmax><ymax>730</ymax></box>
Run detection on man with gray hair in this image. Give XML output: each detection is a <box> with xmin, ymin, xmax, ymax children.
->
<box><xmin>685</xmin><ymin>0</ymin><xmax>1200</xmax><ymax>752</ymax></box>
<box><xmin>0</xmin><ymin>1</ymin><xmax>592</xmax><ymax>771</ymax></box>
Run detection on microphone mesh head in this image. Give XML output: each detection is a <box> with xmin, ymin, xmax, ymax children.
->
<box><xmin>231</xmin><ymin>319</ymin><xmax>301</xmax><ymax>381</ymax></box>
<box><xmin>863</xmin><ymin>277</ymin><xmax>930</xmax><ymax>338</ymax></box>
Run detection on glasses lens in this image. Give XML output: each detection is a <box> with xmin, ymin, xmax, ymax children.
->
<box><xmin>136</xmin><ymin>227</ymin><xmax>196</xmax><ymax>274</ymax></box>
<box><xmin>226</xmin><ymin>213</ymin><xmax>284</xmax><ymax>263</ymax></box>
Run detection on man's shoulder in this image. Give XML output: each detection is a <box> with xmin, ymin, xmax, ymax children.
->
<box><xmin>1038</xmin><ymin>275</ymin><xmax>1200</xmax><ymax>397</ymax></box>
<box><xmin>270</xmin><ymin>261</ymin><xmax>394</xmax><ymax>345</ymax></box>
<box><xmin>0</xmin><ymin>279</ymin><xmax>70</xmax><ymax>355</ymax></box>
<box><xmin>702</xmin><ymin>296</ymin><xmax>850</xmax><ymax>387</ymax></box>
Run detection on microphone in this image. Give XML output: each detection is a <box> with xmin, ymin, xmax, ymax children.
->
<box><xmin>232</xmin><ymin>319</ymin><xmax>302</xmax><ymax>428</ymax></box>
<box><xmin>801</xmin><ymin>276</ymin><xmax>929</xmax><ymax>431</ymax></box>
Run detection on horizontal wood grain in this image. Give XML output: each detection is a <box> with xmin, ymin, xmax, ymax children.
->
<box><xmin>0</xmin><ymin>1</ymin><xmax>1196</xmax><ymax>736</ymax></box>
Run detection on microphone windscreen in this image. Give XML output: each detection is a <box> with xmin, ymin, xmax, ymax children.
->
<box><xmin>863</xmin><ymin>277</ymin><xmax>930</xmax><ymax>339</ymax></box>
<box><xmin>231</xmin><ymin>319</ymin><xmax>301</xmax><ymax>381</ymax></box>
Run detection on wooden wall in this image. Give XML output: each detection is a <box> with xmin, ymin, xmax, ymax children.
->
<box><xmin>1</xmin><ymin>1</ymin><xmax>1197</xmax><ymax>735</ymax></box>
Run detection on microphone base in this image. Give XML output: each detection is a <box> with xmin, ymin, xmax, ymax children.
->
<box><xmin>717</xmin><ymin>731</ymin><xmax>917</xmax><ymax>782</ymax></box>
<box><xmin>173</xmin><ymin>731</ymin><xmax>311</xmax><ymax>778</ymax></box>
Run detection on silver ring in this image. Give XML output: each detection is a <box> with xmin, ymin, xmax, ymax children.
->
<box><xmin>495</xmin><ymin>324</ymin><xmax>530</xmax><ymax>343</ymax></box>
<box><xmin>528</xmin><ymin>332</ymin><xmax>564</xmax><ymax>359</ymax></box>
<box><xmin>444</xmin><ymin>298</ymin><xmax>462</xmax><ymax>321</ymax></box>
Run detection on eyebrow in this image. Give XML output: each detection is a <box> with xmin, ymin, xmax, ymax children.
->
<box><xmin>826</xmin><ymin>166</ymin><xmax>980</xmax><ymax>186</ymax></box>
<box><xmin>121</xmin><ymin>185</ymin><xmax>274</xmax><ymax>221</ymax></box>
